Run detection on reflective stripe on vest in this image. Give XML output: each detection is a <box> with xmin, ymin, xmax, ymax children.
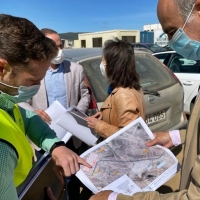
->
<box><xmin>0</xmin><ymin>104</ymin><xmax>33</xmax><ymax>186</ymax></box>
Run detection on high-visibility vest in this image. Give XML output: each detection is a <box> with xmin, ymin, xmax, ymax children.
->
<box><xmin>0</xmin><ymin>104</ymin><xmax>33</xmax><ymax>186</ymax></box>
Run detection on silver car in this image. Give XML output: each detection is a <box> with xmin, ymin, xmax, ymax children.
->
<box><xmin>63</xmin><ymin>48</ymin><xmax>187</xmax><ymax>132</ymax></box>
<box><xmin>131</xmin><ymin>43</ymin><xmax>166</xmax><ymax>53</ymax></box>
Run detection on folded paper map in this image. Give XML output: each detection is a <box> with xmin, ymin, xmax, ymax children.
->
<box><xmin>76</xmin><ymin>117</ymin><xmax>180</xmax><ymax>196</ymax></box>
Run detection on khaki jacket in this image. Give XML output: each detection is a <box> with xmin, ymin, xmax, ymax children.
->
<box><xmin>94</xmin><ymin>87</ymin><xmax>145</xmax><ymax>138</ymax></box>
<box><xmin>116</xmin><ymin>92</ymin><xmax>200</xmax><ymax>200</ymax></box>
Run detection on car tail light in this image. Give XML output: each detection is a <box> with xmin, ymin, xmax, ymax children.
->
<box><xmin>84</xmin><ymin>75</ymin><xmax>98</xmax><ymax>116</ymax></box>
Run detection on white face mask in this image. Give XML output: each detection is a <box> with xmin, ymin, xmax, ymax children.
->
<box><xmin>51</xmin><ymin>49</ymin><xmax>64</xmax><ymax>64</ymax></box>
<box><xmin>100</xmin><ymin>62</ymin><xmax>107</xmax><ymax>77</ymax></box>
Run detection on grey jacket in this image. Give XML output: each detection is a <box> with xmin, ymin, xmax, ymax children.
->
<box><xmin>19</xmin><ymin>60</ymin><xmax>90</xmax><ymax>148</ymax></box>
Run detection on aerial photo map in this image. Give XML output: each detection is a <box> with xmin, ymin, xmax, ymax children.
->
<box><xmin>80</xmin><ymin>121</ymin><xmax>177</xmax><ymax>192</ymax></box>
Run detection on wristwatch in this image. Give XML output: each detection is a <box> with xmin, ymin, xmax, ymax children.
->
<box><xmin>50</xmin><ymin>141</ymin><xmax>66</xmax><ymax>154</ymax></box>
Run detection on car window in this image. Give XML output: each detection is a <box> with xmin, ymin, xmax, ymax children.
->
<box><xmin>135</xmin><ymin>53</ymin><xmax>177</xmax><ymax>91</ymax></box>
<box><xmin>145</xmin><ymin>44</ymin><xmax>165</xmax><ymax>53</ymax></box>
<box><xmin>168</xmin><ymin>53</ymin><xmax>200</xmax><ymax>73</ymax></box>
<box><xmin>80</xmin><ymin>53</ymin><xmax>177</xmax><ymax>103</ymax></box>
<box><xmin>132</xmin><ymin>43</ymin><xmax>153</xmax><ymax>53</ymax></box>
<box><xmin>134</xmin><ymin>48</ymin><xmax>153</xmax><ymax>53</ymax></box>
<box><xmin>153</xmin><ymin>53</ymin><xmax>168</xmax><ymax>63</ymax></box>
<box><xmin>162</xmin><ymin>45</ymin><xmax>173</xmax><ymax>51</ymax></box>
<box><xmin>80</xmin><ymin>58</ymin><xmax>109</xmax><ymax>102</ymax></box>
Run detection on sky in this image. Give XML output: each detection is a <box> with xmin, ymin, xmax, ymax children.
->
<box><xmin>0</xmin><ymin>0</ymin><xmax>159</xmax><ymax>34</ymax></box>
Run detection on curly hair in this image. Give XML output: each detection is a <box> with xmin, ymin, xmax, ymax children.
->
<box><xmin>103</xmin><ymin>38</ymin><xmax>141</xmax><ymax>90</ymax></box>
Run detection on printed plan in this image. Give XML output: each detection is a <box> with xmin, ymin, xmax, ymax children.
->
<box><xmin>76</xmin><ymin>117</ymin><xmax>179</xmax><ymax>195</ymax></box>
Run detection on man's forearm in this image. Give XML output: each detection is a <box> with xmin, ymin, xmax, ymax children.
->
<box><xmin>23</xmin><ymin>109</ymin><xmax>60</xmax><ymax>152</ymax></box>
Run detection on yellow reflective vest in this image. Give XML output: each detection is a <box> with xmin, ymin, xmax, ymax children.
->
<box><xmin>0</xmin><ymin>104</ymin><xmax>33</xmax><ymax>186</ymax></box>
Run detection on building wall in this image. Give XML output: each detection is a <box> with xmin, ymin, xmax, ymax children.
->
<box><xmin>154</xmin><ymin>29</ymin><xmax>168</xmax><ymax>47</ymax></box>
<box><xmin>74</xmin><ymin>40</ymin><xmax>81</xmax><ymax>48</ymax></box>
<box><xmin>61</xmin><ymin>39</ymin><xmax>74</xmax><ymax>48</ymax></box>
<box><xmin>74</xmin><ymin>30</ymin><xmax>140</xmax><ymax>48</ymax></box>
<box><xmin>143</xmin><ymin>24</ymin><xmax>168</xmax><ymax>46</ymax></box>
<box><xmin>140</xmin><ymin>31</ymin><xmax>154</xmax><ymax>43</ymax></box>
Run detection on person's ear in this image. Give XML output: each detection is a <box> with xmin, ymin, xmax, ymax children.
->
<box><xmin>0</xmin><ymin>59</ymin><xmax>10</xmax><ymax>76</ymax></box>
<box><xmin>195</xmin><ymin>0</ymin><xmax>200</xmax><ymax>15</ymax></box>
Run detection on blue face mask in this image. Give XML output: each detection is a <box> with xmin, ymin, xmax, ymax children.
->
<box><xmin>168</xmin><ymin>28</ymin><xmax>200</xmax><ymax>61</ymax></box>
<box><xmin>0</xmin><ymin>82</ymin><xmax>40</xmax><ymax>103</ymax></box>
<box><xmin>168</xmin><ymin>4</ymin><xmax>200</xmax><ymax>60</ymax></box>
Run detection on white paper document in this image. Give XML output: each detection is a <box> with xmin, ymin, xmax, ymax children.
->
<box><xmin>45</xmin><ymin>101</ymin><xmax>72</xmax><ymax>143</ymax></box>
<box><xmin>76</xmin><ymin>117</ymin><xmax>180</xmax><ymax>195</ymax></box>
<box><xmin>56</xmin><ymin>106</ymin><xmax>98</xmax><ymax>146</ymax></box>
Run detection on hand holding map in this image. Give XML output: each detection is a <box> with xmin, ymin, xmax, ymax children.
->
<box><xmin>76</xmin><ymin>117</ymin><xmax>180</xmax><ymax>195</ymax></box>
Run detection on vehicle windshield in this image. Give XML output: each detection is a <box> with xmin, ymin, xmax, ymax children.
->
<box><xmin>162</xmin><ymin>45</ymin><xmax>173</xmax><ymax>51</ymax></box>
<box><xmin>144</xmin><ymin>43</ymin><xmax>165</xmax><ymax>53</ymax></box>
<box><xmin>80</xmin><ymin>52</ymin><xmax>177</xmax><ymax>103</ymax></box>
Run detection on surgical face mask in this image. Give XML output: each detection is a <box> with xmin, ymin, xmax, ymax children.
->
<box><xmin>100</xmin><ymin>62</ymin><xmax>107</xmax><ymax>77</ymax></box>
<box><xmin>168</xmin><ymin>4</ymin><xmax>200</xmax><ymax>60</ymax></box>
<box><xmin>51</xmin><ymin>49</ymin><xmax>64</xmax><ymax>64</ymax></box>
<box><xmin>0</xmin><ymin>82</ymin><xmax>40</xmax><ymax>103</ymax></box>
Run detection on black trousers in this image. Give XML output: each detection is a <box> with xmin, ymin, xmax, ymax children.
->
<box><xmin>65</xmin><ymin>138</ymin><xmax>93</xmax><ymax>200</ymax></box>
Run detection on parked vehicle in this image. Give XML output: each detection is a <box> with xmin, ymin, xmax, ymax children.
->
<box><xmin>63</xmin><ymin>48</ymin><xmax>187</xmax><ymax>132</ymax></box>
<box><xmin>162</xmin><ymin>45</ymin><xmax>173</xmax><ymax>51</ymax></box>
<box><xmin>131</xmin><ymin>43</ymin><xmax>166</xmax><ymax>53</ymax></box>
<box><xmin>153</xmin><ymin>50</ymin><xmax>200</xmax><ymax>115</ymax></box>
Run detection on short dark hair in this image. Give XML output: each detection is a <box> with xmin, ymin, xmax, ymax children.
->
<box><xmin>41</xmin><ymin>28</ymin><xmax>58</xmax><ymax>36</ymax></box>
<box><xmin>103</xmin><ymin>38</ymin><xmax>141</xmax><ymax>90</ymax></box>
<box><xmin>0</xmin><ymin>14</ymin><xmax>57</xmax><ymax>69</ymax></box>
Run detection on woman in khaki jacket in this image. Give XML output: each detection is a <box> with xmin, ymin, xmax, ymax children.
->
<box><xmin>87</xmin><ymin>38</ymin><xmax>145</xmax><ymax>138</ymax></box>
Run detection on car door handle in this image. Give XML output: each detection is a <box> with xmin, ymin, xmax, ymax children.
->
<box><xmin>182</xmin><ymin>81</ymin><xmax>194</xmax><ymax>86</ymax></box>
